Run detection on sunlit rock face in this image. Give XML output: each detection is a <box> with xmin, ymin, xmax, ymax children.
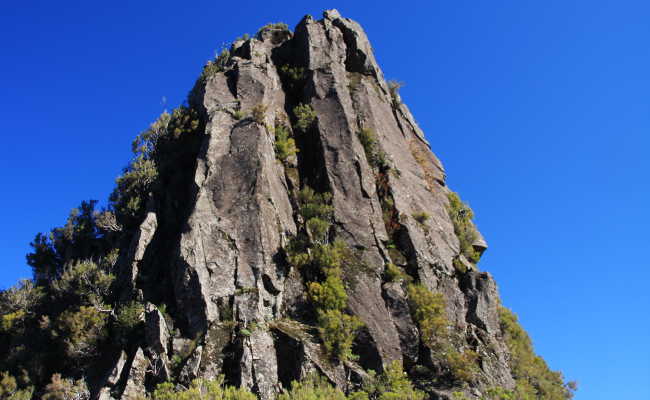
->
<box><xmin>94</xmin><ymin>10</ymin><xmax>520</xmax><ymax>400</ymax></box>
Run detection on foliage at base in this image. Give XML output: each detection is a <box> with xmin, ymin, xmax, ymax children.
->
<box><xmin>152</xmin><ymin>376</ymin><xmax>256</xmax><ymax>400</ymax></box>
<box><xmin>363</xmin><ymin>360</ymin><xmax>426</xmax><ymax>400</ymax></box>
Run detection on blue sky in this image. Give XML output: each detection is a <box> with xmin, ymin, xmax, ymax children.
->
<box><xmin>1</xmin><ymin>1</ymin><xmax>648</xmax><ymax>398</ymax></box>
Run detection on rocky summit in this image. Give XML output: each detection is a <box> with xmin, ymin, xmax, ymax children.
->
<box><xmin>1</xmin><ymin>10</ymin><xmax>575</xmax><ymax>400</ymax></box>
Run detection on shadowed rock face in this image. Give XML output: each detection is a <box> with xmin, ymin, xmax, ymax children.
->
<box><xmin>95</xmin><ymin>9</ymin><xmax>515</xmax><ymax>400</ymax></box>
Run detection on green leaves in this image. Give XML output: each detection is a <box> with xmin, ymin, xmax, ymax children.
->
<box><xmin>50</xmin><ymin>260</ymin><xmax>114</xmax><ymax>308</ymax></box>
<box><xmin>293</xmin><ymin>104</ymin><xmax>317</xmax><ymax>132</ymax></box>
<box><xmin>273</xmin><ymin>124</ymin><xmax>298</xmax><ymax>163</ymax></box>
<box><xmin>308</xmin><ymin>275</ymin><xmax>348</xmax><ymax>311</ymax></box>
<box><xmin>114</xmin><ymin>301</ymin><xmax>144</xmax><ymax>342</ymax></box>
<box><xmin>363</xmin><ymin>360</ymin><xmax>425</xmax><ymax>400</ymax></box>
<box><xmin>407</xmin><ymin>284</ymin><xmax>479</xmax><ymax>384</ymax></box>
<box><xmin>278</xmin><ymin>374</ymin><xmax>348</xmax><ymax>400</ymax></box>
<box><xmin>55</xmin><ymin>305</ymin><xmax>108</xmax><ymax>361</ymax></box>
<box><xmin>407</xmin><ymin>284</ymin><xmax>448</xmax><ymax>347</ymax></box>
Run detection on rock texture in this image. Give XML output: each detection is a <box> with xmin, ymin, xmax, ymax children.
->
<box><xmin>94</xmin><ymin>10</ymin><xmax>518</xmax><ymax>400</ymax></box>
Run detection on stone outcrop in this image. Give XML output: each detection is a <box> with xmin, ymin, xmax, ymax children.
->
<box><xmin>94</xmin><ymin>10</ymin><xmax>519</xmax><ymax>400</ymax></box>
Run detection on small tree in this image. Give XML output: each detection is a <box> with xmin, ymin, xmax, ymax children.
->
<box><xmin>293</xmin><ymin>104</ymin><xmax>317</xmax><ymax>132</ymax></box>
<box><xmin>56</xmin><ymin>306</ymin><xmax>108</xmax><ymax>362</ymax></box>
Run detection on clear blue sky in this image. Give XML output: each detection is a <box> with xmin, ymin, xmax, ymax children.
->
<box><xmin>1</xmin><ymin>1</ymin><xmax>648</xmax><ymax>398</ymax></box>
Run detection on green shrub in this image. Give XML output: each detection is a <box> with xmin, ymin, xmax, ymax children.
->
<box><xmin>384</xmin><ymin>263</ymin><xmax>408</xmax><ymax>283</ymax></box>
<box><xmin>274</xmin><ymin>124</ymin><xmax>298</xmax><ymax>163</ymax></box>
<box><xmin>298</xmin><ymin>187</ymin><xmax>333</xmax><ymax>221</ymax></box>
<box><xmin>286</xmin><ymin>188</ymin><xmax>362</xmax><ymax>362</ymax></box>
<box><xmin>357</xmin><ymin>128</ymin><xmax>389</xmax><ymax>170</ymax></box>
<box><xmin>363</xmin><ymin>360</ymin><xmax>425</xmax><ymax>400</ymax></box>
<box><xmin>199</xmin><ymin>49</ymin><xmax>229</xmax><ymax>83</ymax></box>
<box><xmin>483</xmin><ymin>386</ymin><xmax>515</xmax><ymax>400</ymax></box>
<box><xmin>251</xmin><ymin>103</ymin><xmax>267</xmax><ymax>124</ymax></box>
<box><xmin>114</xmin><ymin>301</ymin><xmax>144</xmax><ymax>340</ymax></box>
<box><xmin>316</xmin><ymin>309</ymin><xmax>362</xmax><ymax>362</ymax></box>
<box><xmin>298</xmin><ymin>241</ymin><xmax>362</xmax><ymax>362</ymax></box>
<box><xmin>293</xmin><ymin>104</ymin><xmax>317</xmax><ymax>132</ymax></box>
<box><xmin>451</xmin><ymin>392</ymin><xmax>470</xmax><ymax>400</ymax></box>
<box><xmin>445</xmin><ymin>347</ymin><xmax>479</xmax><ymax>384</ymax></box>
<box><xmin>0</xmin><ymin>280</ymin><xmax>43</xmax><ymax>334</ymax></box>
<box><xmin>278</xmin><ymin>65</ymin><xmax>307</xmax><ymax>95</ymax></box>
<box><xmin>200</xmin><ymin>61</ymin><xmax>222</xmax><ymax>82</ymax></box>
<box><xmin>279</xmin><ymin>65</ymin><xmax>305</xmax><ymax>82</ymax></box>
<box><xmin>278</xmin><ymin>374</ymin><xmax>370</xmax><ymax>399</ymax></box>
<box><xmin>50</xmin><ymin>260</ymin><xmax>114</xmax><ymax>308</ymax></box>
<box><xmin>446</xmin><ymin>192</ymin><xmax>481</xmax><ymax>264</ymax></box>
<box><xmin>153</xmin><ymin>376</ymin><xmax>256</xmax><ymax>400</ymax></box>
<box><xmin>27</xmin><ymin>201</ymin><xmax>106</xmax><ymax>283</ymax></box>
<box><xmin>308</xmin><ymin>275</ymin><xmax>348</xmax><ymax>311</ymax></box>
<box><xmin>278</xmin><ymin>374</ymin><xmax>348</xmax><ymax>400</ymax></box>
<box><xmin>453</xmin><ymin>257</ymin><xmax>468</xmax><ymax>274</ymax></box>
<box><xmin>56</xmin><ymin>305</ymin><xmax>108</xmax><ymax>361</ymax></box>
<box><xmin>407</xmin><ymin>284</ymin><xmax>480</xmax><ymax>383</ymax></box>
<box><xmin>234</xmin><ymin>287</ymin><xmax>258</xmax><ymax>296</ymax></box>
<box><xmin>256</xmin><ymin>22</ymin><xmax>289</xmax><ymax>38</ymax></box>
<box><xmin>407</xmin><ymin>284</ymin><xmax>448</xmax><ymax>347</ymax></box>
<box><xmin>498</xmin><ymin>306</ymin><xmax>575</xmax><ymax>399</ymax></box>
<box><xmin>306</xmin><ymin>217</ymin><xmax>330</xmax><ymax>243</ymax></box>
<box><xmin>309</xmin><ymin>241</ymin><xmax>348</xmax><ymax>271</ymax></box>
<box><xmin>232</xmin><ymin>110</ymin><xmax>245</xmax><ymax>120</ymax></box>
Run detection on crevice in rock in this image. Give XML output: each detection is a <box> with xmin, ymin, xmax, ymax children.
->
<box><xmin>331</xmin><ymin>19</ymin><xmax>373</xmax><ymax>77</ymax></box>
<box><xmin>273</xmin><ymin>330</ymin><xmax>304</xmax><ymax>389</ymax></box>
<box><xmin>352</xmin><ymin>326</ymin><xmax>382</xmax><ymax>373</ymax></box>
<box><xmin>262</xmin><ymin>273</ymin><xmax>281</xmax><ymax>296</ymax></box>
<box><xmin>221</xmin><ymin>338</ymin><xmax>244</xmax><ymax>387</ymax></box>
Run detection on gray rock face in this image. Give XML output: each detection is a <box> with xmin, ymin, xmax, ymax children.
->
<box><xmin>95</xmin><ymin>9</ymin><xmax>518</xmax><ymax>399</ymax></box>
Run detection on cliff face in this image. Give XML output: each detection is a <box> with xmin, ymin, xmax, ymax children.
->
<box><xmin>99</xmin><ymin>9</ymin><xmax>512</xmax><ymax>399</ymax></box>
<box><xmin>4</xmin><ymin>10</ymin><xmax>573</xmax><ymax>400</ymax></box>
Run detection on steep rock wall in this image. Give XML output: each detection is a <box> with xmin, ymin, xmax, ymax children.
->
<box><xmin>96</xmin><ymin>10</ymin><xmax>518</xmax><ymax>400</ymax></box>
